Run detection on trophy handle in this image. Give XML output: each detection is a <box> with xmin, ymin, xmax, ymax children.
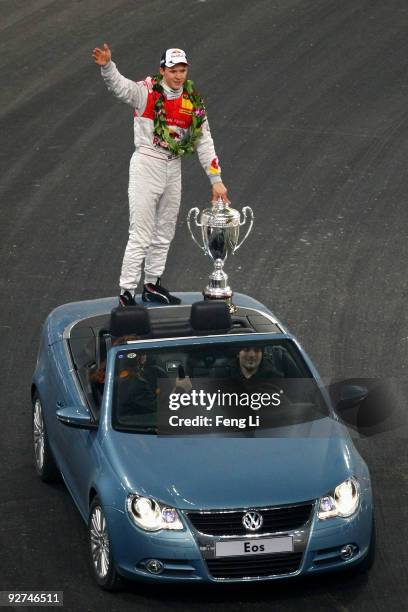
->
<box><xmin>234</xmin><ymin>206</ymin><xmax>254</xmax><ymax>252</ymax></box>
<box><xmin>187</xmin><ymin>207</ymin><xmax>205</xmax><ymax>251</ymax></box>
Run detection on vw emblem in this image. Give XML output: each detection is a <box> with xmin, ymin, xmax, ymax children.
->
<box><xmin>242</xmin><ymin>511</ymin><xmax>263</xmax><ymax>532</ymax></box>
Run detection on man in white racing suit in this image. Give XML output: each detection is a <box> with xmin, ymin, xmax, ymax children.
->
<box><xmin>92</xmin><ymin>44</ymin><xmax>229</xmax><ymax>305</ymax></box>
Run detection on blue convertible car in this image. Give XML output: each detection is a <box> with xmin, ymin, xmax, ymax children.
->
<box><xmin>32</xmin><ymin>293</ymin><xmax>375</xmax><ymax>589</ymax></box>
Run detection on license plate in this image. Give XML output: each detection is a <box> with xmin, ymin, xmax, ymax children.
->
<box><xmin>215</xmin><ymin>536</ymin><xmax>293</xmax><ymax>557</ymax></box>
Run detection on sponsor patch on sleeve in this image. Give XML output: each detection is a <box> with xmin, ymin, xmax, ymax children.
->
<box><xmin>209</xmin><ymin>157</ymin><xmax>221</xmax><ymax>175</ymax></box>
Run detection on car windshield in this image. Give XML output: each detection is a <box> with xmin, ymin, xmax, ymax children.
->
<box><xmin>112</xmin><ymin>339</ymin><xmax>330</xmax><ymax>435</ymax></box>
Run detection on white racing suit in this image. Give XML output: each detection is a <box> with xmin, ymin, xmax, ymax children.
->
<box><xmin>100</xmin><ymin>61</ymin><xmax>222</xmax><ymax>292</ymax></box>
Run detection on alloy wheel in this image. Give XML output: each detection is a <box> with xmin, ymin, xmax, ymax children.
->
<box><xmin>90</xmin><ymin>505</ymin><xmax>110</xmax><ymax>579</ymax></box>
<box><xmin>33</xmin><ymin>397</ymin><xmax>45</xmax><ymax>470</ymax></box>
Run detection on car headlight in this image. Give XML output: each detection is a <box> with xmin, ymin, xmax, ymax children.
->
<box><xmin>126</xmin><ymin>495</ymin><xmax>183</xmax><ymax>531</ymax></box>
<box><xmin>318</xmin><ymin>477</ymin><xmax>360</xmax><ymax>519</ymax></box>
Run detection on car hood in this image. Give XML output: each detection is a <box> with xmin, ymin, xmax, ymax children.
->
<box><xmin>104</xmin><ymin>418</ymin><xmax>357</xmax><ymax>510</ymax></box>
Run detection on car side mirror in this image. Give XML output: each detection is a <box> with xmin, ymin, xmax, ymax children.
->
<box><xmin>56</xmin><ymin>405</ymin><xmax>98</xmax><ymax>429</ymax></box>
<box><xmin>337</xmin><ymin>384</ymin><xmax>368</xmax><ymax>410</ymax></box>
<box><xmin>327</xmin><ymin>378</ymin><xmax>399</xmax><ymax>437</ymax></box>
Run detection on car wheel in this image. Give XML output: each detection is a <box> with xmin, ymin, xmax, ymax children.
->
<box><xmin>88</xmin><ymin>496</ymin><xmax>122</xmax><ymax>591</ymax></box>
<box><xmin>32</xmin><ymin>392</ymin><xmax>60</xmax><ymax>482</ymax></box>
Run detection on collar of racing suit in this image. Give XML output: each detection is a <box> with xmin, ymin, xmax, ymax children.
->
<box><xmin>161</xmin><ymin>80</ymin><xmax>183</xmax><ymax>100</ymax></box>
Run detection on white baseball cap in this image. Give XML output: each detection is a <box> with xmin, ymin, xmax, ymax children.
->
<box><xmin>160</xmin><ymin>48</ymin><xmax>189</xmax><ymax>67</ymax></box>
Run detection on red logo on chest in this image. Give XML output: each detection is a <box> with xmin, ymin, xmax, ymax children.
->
<box><xmin>140</xmin><ymin>92</ymin><xmax>193</xmax><ymax>129</ymax></box>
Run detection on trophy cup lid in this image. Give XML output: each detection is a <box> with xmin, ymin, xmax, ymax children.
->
<box><xmin>201</xmin><ymin>199</ymin><xmax>241</xmax><ymax>228</ymax></box>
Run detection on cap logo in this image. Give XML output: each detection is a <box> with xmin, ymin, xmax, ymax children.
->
<box><xmin>161</xmin><ymin>48</ymin><xmax>188</xmax><ymax>67</ymax></box>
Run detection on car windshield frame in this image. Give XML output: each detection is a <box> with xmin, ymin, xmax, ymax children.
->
<box><xmin>103</xmin><ymin>333</ymin><xmax>332</xmax><ymax>435</ymax></box>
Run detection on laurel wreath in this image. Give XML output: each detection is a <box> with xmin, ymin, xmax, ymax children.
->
<box><xmin>152</xmin><ymin>74</ymin><xmax>206</xmax><ymax>155</ymax></box>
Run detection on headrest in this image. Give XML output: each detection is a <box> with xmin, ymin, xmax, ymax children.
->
<box><xmin>190</xmin><ymin>300</ymin><xmax>232</xmax><ymax>332</ymax></box>
<box><xmin>110</xmin><ymin>306</ymin><xmax>151</xmax><ymax>338</ymax></box>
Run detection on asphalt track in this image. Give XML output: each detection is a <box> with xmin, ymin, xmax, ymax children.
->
<box><xmin>1</xmin><ymin>1</ymin><xmax>408</xmax><ymax>610</ymax></box>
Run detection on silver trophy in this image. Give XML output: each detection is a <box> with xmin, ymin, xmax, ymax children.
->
<box><xmin>187</xmin><ymin>199</ymin><xmax>254</xmax><ymax>309</ymax></box>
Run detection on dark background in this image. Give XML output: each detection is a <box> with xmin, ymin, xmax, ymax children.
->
<box><xmin>1</xmin><ymin>0</ymin><xmax>407</xmax><ymax>610</ymax></box>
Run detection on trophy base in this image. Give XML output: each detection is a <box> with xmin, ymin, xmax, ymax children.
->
<box><xmin>203</xmin><ymin>260</ymin><xmax>237</xmax><ymax>313</ymax></box>
<box><xmin>202</xmin><ymin>291</ymin><xmax>237</xmax><ymax>314</ymax></box>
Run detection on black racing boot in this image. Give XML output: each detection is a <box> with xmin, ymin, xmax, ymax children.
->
<box><xmin>118</xmin><ymin>290</ymin><xmax>136</xmax><ymax>307</ymax></box>
<box><xmin>142</xmin><ymin>278</ymin><xmax>181</xmax><ymax>305</ymax></box>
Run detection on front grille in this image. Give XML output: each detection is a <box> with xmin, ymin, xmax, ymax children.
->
<box><xmin>187</xmin><ymin>503</ymin><xmax>313</xmax><ymax>536</ymax></box>
<box><xmin>206</xmin><ymin>552</ymin><xmax>303</xmax><ymax>579</ymax></box>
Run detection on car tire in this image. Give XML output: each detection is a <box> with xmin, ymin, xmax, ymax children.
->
<box><xmin>32</xmin><ymin>392</ymin><xmax>60</xmax><ymax>482</ymax></box>
<box><xmin>88</xmin><ymin>496</ymin><xmax>122</xmax><ymax>591</ymax></box>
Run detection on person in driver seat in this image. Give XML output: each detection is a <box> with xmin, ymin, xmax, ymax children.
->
<box><xmin>231</xmin><ymin>346</ymin><xmax>281</xmax><ymax>385</ymax></box>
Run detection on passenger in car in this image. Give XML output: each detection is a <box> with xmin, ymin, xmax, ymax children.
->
<box><xmin>89</xmin><ymin>335</ymin><xmax>140</xmax><ymax>405</ymax></box>
<box><xmin>117</xmin><ymin>353</ymin><xmax>192</xmax><ymax>418</ymax></box>
<box><xmin>117</xmin><ymin>352</ymin><xmax>166</xmax><ymax>416</ymax></box>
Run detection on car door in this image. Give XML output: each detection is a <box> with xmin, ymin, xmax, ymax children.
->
<box><xmin>51</xmin><ymin>336</ymin><xmax>101</xmax><ymax>518</ymax></box>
